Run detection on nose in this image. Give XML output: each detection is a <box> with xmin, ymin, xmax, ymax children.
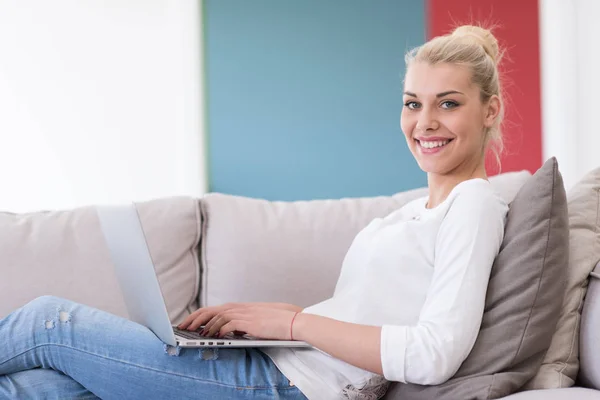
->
<box><xmin>416</xmin><ymin>108</ymin><xmax>439</xmax><ymax>132</ymax></box>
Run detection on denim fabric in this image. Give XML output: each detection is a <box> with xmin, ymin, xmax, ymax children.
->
<box><xmin>0</xmin><ymin>296</ymin><xmax>307</xmax><ymax>400</ymax></box>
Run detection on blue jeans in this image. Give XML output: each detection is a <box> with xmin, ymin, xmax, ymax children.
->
<box><xmin>0</xmin><ymin>296</ymin><xmax>307</xmax><ymax>400</ymax></box>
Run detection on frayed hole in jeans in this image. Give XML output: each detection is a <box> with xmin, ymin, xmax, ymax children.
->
<box><xmin>59</xmin><ymin>311</ymin><xmax>71</xmax><ymax>323</ymax></box>
<box><xmin>164</xmin><ymin>345</ymin><xmax>181</xmax><ymax>356</ymax></box>
<box><xmin>44</xmin><ymin>320</ymin><xmax>55</xmax><ymax>329</ymax></box>
<box><xmin>199</xmin><ymin>348</ymin><xmax>219</xmax><ymax>360</ymax></box>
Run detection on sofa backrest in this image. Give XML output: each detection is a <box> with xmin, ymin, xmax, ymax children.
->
<box><xmin>0</xmin><ymin>197</ymin><xmax>201</xmax><ymax>325</ymax></box>
<box><xmin>198</xmin><ymin>171</ymin><xmax>531</xmax><ymax>308</ymax></box>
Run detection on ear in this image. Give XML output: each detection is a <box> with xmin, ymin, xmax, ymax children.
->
<box><xmin>483</xmin><ymin>95</ymin><xmax>501</xmax><ymax>128</ymax></box>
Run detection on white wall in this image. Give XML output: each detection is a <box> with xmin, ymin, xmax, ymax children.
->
<box><xmin>574</xmin><ymin>0</ymin><xmax>600</xmax><ymax>180</ymax></box>
<box><xmin>540</xmin><ymin>0</ymin><xmax>600</xmax><ymax>190</ymax></box>
<box><xmin>0</xmin><ymin>0</ymin><xmax>206</xmax><ymax>212</ymax></box>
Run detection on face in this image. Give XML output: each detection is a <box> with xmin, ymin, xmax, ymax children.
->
<box><xmin>401</xmin><ymin>62</ymin><xmax>500</xmax><ymax>177</ymax></box>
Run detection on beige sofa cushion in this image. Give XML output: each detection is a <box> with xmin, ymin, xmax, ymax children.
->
<box><xmin>198</xmin><ymin>171</ymin><xmax>530</xmax><ymax>309</ymax></box>
<box><xmin>524</xmin><ymin>166</ymin><xmax>600</xmax><ymax>389</ymax></box>
<box><xmin>0</xmin><ymin>197</ymin><xmax>201</xmax><ymax>324</ymax></box>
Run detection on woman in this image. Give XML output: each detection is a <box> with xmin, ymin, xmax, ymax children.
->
<box><xmin>0</xmin><ymin>25</ymin><xmax>509</xmax><ymax>400</ymax></box>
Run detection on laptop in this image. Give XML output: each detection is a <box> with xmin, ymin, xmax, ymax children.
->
<box><xmin>96</xmin><ymin>203</ymin><xmax>311</xmax><ymax>349</ymax></box>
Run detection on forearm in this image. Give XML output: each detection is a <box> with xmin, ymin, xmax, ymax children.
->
<box><xmin>293</xmin><ymin>313</ymin><xmax>383</xmax><ymax>375</ymax></box>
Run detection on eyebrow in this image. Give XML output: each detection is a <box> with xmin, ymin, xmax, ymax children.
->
<box><xmin>403</xmin><ymin>90</ymin><xmax>464</xmax><ymax>98</ymax></box>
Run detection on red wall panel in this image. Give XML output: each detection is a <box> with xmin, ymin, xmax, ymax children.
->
<box><xmin>427</xmin><ymin>0</ymin><xmax>542</xmax><ymax>175</ymax></box>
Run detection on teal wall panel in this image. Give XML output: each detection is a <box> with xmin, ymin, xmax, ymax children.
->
<box><xmin>204</xmin><ymin>0</ymin><xmax>427</xmax><ymax>200</ymax></box>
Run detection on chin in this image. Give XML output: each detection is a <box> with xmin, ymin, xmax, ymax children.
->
<box><xmin>419</xmin><ymin>165</ymin><xmax>452</xmax><ymax>175</ymax></box>
<box><xmin>415</xmin><ymin>157</ymin><xmax>452</xmax><ymax>175</ymax></box>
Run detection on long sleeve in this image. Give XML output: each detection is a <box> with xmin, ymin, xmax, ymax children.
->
<box><xmin>380</xmin><ymin>188</ymin><xmax>508</xmax><ymax>385</ymax></box>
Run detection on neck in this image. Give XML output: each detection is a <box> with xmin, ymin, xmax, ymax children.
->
<box><xmin>426</xmin><ymin>160</ymin><xmax>488</xmax><ymax>209</ymax></box>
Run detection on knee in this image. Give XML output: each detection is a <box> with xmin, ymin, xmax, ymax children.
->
<box><xmin>26</xmin><ymin>295</ymin><xmax>70</xmax><ymax>312</ymax></box>
<box><xmin>23</xmin><ymin>296</ymin><xmax>75</xmax><ymax>329</ymax></box>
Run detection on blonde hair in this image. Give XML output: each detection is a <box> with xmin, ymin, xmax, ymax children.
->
<box><xmin>405</xmin><ymin>25</ymin><xmax>504</xmax><ymax>167</ymax></box>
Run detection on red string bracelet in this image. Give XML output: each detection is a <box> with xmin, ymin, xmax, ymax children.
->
<box><xmin>290</xmin><ymin>312</ymin><xmax>300</xmax><ymax>341</ymax></box>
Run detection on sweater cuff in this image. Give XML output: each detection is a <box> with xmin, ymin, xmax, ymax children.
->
<box><xmin>381</xmin><ymin>325</ymin><xmax>408</xmax><ymax>383</ymax></box>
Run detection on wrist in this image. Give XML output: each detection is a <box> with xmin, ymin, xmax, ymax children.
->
<box><xmin>289</xmin><ymin>304</ymin><xmax>303</xmax><ymax>313</ymax></box>
<box><xmin>291</xmin><ymin>312</ymin><xmax>309</xmax><ymax>341</ymax></box>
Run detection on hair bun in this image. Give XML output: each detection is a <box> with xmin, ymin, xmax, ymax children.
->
<box><xmin>452</xmin><ymin>25</ymin><xmax>500</xmax><ymax>64</ymax></box>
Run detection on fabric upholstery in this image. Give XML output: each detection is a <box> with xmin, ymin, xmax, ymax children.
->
<box><xmin>198</xmin><ymin>171</ymin><xmax>530</xmax><ymax>309</ymax></box>
<box><xmin>501</xmin><ymin>387</ymin><xmax>600</xmax><ymax>400</ymax></box>
<box><xmin>579</xmin><ymin>262</ymin><xmax>600</xmax><ymax>390</ymax></box>
<box><xmin>525</xmin><ymin>166</ymin><xmax>600</xmax><ymax>389</ymax></box>
<box><xmin>386</xmin><ymin>158</ymin><xmax>569</xmax><ymax>399</ymax></box>
<box><xmin>0</xmin><ymin>197</ymin><xmax>200</xmax><ymax>324</ymax></box>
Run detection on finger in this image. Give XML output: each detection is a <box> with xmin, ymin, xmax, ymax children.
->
<box><xmin>219</xmin><ymin>320</ymin><xmax>249</xmax><ymax>338</ymax></box>
<box><xmin>206</xmin><ymin>312</ymin><xmax>247</xmax><ymax>337</ymax></box>
<box><xmin>204</xmin><ymin>312</ymin><xmax>234</xmax><ymax>336</ymax></box>
<box><xmin>198</xmin><ymin>314</ymin><xmax>218</xmax><ymax>335</ymax></box>
<box><xmin>205</xmin><ymin>315</ymin><xmax>229</xmax><ymax>337</ymax></box>
<box><xmin>187</xmin><ymin>312</ymin><xmax>218</xmax><ymax>332</ymax></box>
<box><xmin>202</xmin><ymin>308</ymin><xmax>245</xmax><ymax>333</ymax></box>
<box><xmin>180</xmin><ymin>303</ymin><xmax>240</xmax><ymax>329</ymax></box>
<box><xmin>177</xmin><ymin>309</ymin><xmax>203</xmax><ymax>329</ymax></box>
<box><xmin>178</xmin><ymin>307</ymin><xmax>216</xmax><ymax>329</ymax></box>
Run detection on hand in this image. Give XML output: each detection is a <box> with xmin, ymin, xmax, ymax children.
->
<box><xmin>177</xmin><ymin>303</ymin><xmax>244</xmax><ymax>332</ymax></box>
<box><xmin>201</xmin><ymin>306</ymin><xmax>298</xmax><ymax>340</ymax></box>
<box><xmin>177</xmin><ymin>302</ymin><xmax>302</xmax><ymax>332</ymax></box>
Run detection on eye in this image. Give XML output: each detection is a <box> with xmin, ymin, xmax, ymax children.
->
<box><xmin>404</xmin><ymin>101</ymin><xmax>421</xmax><ymax>110</ymax></box>
<box><xmin>440</xmin><ymin>100</ymin><xmax>459</xmax><ymax>109</ymax></box>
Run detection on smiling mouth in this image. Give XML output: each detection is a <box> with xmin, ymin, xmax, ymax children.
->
<box><xmin>415</xmin><ymin>138</ymin><xmax>454</xmax><ymax>150</ymax></box>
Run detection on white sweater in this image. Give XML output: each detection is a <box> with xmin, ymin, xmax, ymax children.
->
<box><xmin>262</xmin><ymin>178</ymin><xmax>509</xmax><ymax>400</ymax></box>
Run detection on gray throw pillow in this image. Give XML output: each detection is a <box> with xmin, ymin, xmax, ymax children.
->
<box><xmin>384</xmin><ymin>157</ymin><xmax>569</xmax><ymax>400</ymax></box>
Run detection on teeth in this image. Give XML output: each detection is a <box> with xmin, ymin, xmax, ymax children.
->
<box><xmin>420</xmin><ymin>140</ymin><xmax>449</xmax><ymax>149</ymax></box>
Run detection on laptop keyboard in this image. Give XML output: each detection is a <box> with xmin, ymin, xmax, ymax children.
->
<box><xmin>173</xmin><ymin>328</ymin><xmax>207</xmax><ymax>339</ymax></box>
<box><xmin>173</xmin><ymin>327</ymin><xmax>248</xmax><ymax>341</ymax></box>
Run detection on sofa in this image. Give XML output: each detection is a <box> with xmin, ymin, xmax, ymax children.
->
<box><xmin>2</xmin><ymin>162</ymin><xmax>600</xmax><ymax>399</ymax></box>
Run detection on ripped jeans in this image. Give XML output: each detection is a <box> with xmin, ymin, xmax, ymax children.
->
<box><xmin>0</xmin><ymin>296</ymin><xmax>307</xmax><ymax>400</ymax></box>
